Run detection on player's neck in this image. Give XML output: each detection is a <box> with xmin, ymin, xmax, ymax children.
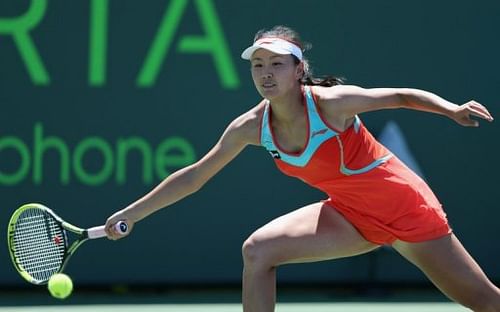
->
<box><xmin>268</xmin><ymin>86</ymin><xmax>304</xmax><ymax>125</ymax></box>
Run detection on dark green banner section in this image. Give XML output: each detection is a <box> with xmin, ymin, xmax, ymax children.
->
<box><xmin>1</xmin><ymin>0</ymin><xmax>499</xmax><ymax>286</ymax></box>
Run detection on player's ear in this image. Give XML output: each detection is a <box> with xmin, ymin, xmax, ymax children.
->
<box><xmin>295</xmin><ymin>61</ymin><xmax>305</xmax><ymax>80</ymax></box>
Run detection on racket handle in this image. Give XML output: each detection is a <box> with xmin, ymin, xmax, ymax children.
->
<box><xmin>87</xmin><ymin>221</ymin><xmax>129</xmax><ymax>239</ymax></box>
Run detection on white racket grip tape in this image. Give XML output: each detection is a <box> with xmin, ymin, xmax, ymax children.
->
<box><xmin>87</xmin><ymin>221</ymin><xmax>129</xmax><ymax>239</ymax></box>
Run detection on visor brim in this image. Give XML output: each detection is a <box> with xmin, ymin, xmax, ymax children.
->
<box><xmin>241</xmin><ymin>46</ymin><xmax>293</xmax><ymax>60</ymax></box>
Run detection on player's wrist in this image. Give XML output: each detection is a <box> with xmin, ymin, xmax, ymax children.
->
<box><xmin>123</xmin><ymin>203</ymin><xmax>146</xmax><ymax>223</ymax></box>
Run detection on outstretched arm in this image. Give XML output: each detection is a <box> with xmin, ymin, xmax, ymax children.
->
<box><xmin>318</xmin><ymin>85</ymin><xmax>494</xmax><ymax>127</ymax></box>
<box><xmin>104</xmin><ymin>111</ymin><xmax>260</xmax><ymax>239</ymax></box>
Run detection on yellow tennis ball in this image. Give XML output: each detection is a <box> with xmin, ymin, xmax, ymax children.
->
<box><xmin>48</xmin><ymin>273</ymin><xmax>73</xmax><ymax>299</ymax></box>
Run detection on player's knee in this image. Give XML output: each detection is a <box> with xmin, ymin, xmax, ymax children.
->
<box><xmin>241</xmin><ymin>236</ymin><xmax>263</xmax><ymax>265</ymax></box>
<box><xmin>241</xmin><ymin>235</ymin><xmax>275</xmax><ymax>270</ymax></box>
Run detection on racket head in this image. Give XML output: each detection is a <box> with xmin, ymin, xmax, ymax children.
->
<box><xmin>7</xmin><ymin>203</ymin><xmax>70</xmax><ymax>285</ymax></box>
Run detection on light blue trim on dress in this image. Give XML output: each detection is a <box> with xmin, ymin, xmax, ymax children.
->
<box><xmin>340</xmin><ymin>154</ymin><xmax>393</xmax><ymax>175</ymax></box>
<box><xmin>353</xmin><ymin>115</ymin><xmax>361</xmax><ymax>133</ymax></box>
<box><xmin>260</xmin><ymin>87</ymin><xmax>337</xmax><ymax>167</ymax></box>
<box><xmin>260</xmin><ymin>86</ymin><xmax>392</xmax><ymax>173</ymax></box>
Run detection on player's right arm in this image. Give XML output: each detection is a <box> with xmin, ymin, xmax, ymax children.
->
<box><xmin>105</xmin><ymin>104</ymin><xmax>263</xmax><ymax>239</ymax></box>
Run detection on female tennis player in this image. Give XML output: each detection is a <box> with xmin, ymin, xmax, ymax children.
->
<box><xmin>105</xmin><ymin>26</ymin><xmax>499</xmax><ymax>311</ymax></box>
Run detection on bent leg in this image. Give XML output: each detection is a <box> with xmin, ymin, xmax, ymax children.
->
<box><xmin>393</xmin><ymin>234</ymin><xmax>500</xmax><ymax>311</ymax></box>
<box><xmin>241</xmin><ymin>202</ymin><xmax>379</xmax><ymax>312</ymax></box>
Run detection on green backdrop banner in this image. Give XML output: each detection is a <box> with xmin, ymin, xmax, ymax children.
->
<box><xmin>1</xmin><ymin>0</ymin><xmax>499</xmax><ymax>286</ymax></box>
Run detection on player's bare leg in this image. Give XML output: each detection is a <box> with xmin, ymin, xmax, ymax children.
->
<box><xmin>241</xmin><ymin>202</ymin><xmax>379</xmax><ymax>312</ymax></box>
<box><xmin>393</xmin><ymin>234</ymin><xmax>500</xmax><ymax>312</ymax></box>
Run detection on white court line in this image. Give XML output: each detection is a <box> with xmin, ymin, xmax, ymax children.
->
<box><xmin>0</xmin><ymin>303</ymin><xmax>470</xmax><ymax>312</ymax></box>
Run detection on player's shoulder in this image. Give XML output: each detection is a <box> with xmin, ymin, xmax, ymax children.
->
<box><xmin>225</xmin><ymin>100</ymin><xmax>266</xmax><ymax>146</ymax></box>
<box><xmin>311</xmin><ymin>85</ymin><xmax>371</xmax><ymax>114</ymax></box>
<box><xmin>310</xmin><ymin>85</ymin><xmax>370</xmax><ymax>124</ymax></box>
<box><xmin>231</xmin><ymin>100</ymin><xmax>266</xmax><ymax>128</ymax></box>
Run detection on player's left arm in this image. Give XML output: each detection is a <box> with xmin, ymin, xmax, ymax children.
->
<box><xmin>317</xmin><ymin>85</ymin><xmax>494</xmax><ymax>127</ymax></box>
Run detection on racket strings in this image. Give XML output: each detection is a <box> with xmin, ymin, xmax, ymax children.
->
<box><xmin>12</xmin><ymin>208</ymin><xmax>67</xmax><ymax>283</ymax></box>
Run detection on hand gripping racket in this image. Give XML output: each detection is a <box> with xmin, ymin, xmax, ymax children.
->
<box><xmin>7</xmin><ymin>203</ymin><xmax>128</xmax><ymax>285</ymax></box>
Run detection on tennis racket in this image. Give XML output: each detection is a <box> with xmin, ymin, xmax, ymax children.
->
<box><xmin>7</xmin><ymin>203</ymin><xmax>128</xmax><ymax>285</ymax></box>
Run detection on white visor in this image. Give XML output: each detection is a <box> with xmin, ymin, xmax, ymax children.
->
<box><xmin>241</xmin><ymin>37</ymin><xmax>303</xmax><ymax>60</ymax></box>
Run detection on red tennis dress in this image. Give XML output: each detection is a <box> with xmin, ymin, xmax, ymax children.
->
<box><xmin>260</xmin><ymin>86</ymin><xmax>451</xmax><ymax>245</ymax></box>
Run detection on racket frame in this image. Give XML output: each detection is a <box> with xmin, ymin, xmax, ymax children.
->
<box><xmin>8</xmin><ymin>203</ymin><xmax>91</xmax><ymax>285</ymax></box>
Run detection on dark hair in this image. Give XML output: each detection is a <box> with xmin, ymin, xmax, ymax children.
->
<box><xmin>253</xmin><ymin>25</ymin><xmax>344</xmax><ymax>87</ymax></box>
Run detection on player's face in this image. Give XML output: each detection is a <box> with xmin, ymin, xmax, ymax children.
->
<box><xmin>250</xmin><ymin>49</ymin><xmax>303</xmax><ymax>100</ymax></box>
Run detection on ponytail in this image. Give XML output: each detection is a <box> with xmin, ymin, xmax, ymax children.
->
<box><xmin>301</xmin><ymin>76</ymin><xmax>344</xmax><ymax>87</ymax></box>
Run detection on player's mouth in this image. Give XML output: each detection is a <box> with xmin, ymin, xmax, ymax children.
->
<box><xmin>262</xmin><ymin>81</ymin><xmax>276</xmax><ymax>89</ymax></box>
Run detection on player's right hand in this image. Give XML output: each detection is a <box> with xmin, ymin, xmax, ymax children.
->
<box><xmin>104</xmin><ymin>211</ymin><xmax>134</xmax><ymax>240</ymax></box>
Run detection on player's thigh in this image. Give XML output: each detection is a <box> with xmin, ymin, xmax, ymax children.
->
<box><xmin>393</xmin><ymin>233</ymin><xmax>500</xmax><ymax>306</ymax></box>
<box><xmin>243</xmin><ymin>202</ymin><xmax>379</xmax><ymax>266</ymax></box>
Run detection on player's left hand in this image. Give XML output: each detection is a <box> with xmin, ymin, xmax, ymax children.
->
<box><xmin>451</xmin><ymin>100</ymin><xmax>494</xmax><ymax>127</ymax></box>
